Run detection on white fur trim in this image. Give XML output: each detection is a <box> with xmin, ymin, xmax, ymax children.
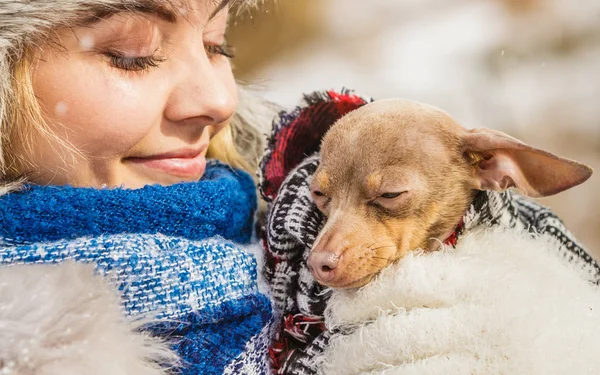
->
<box><xmin>0</xmin><ymin>261</ymin><xmax>178</xmax><ymax>375</ymax></box>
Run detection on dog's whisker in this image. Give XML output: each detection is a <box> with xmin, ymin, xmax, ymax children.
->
<box><xmin>366</xmin><ymin>240</ymin><xmax>394</xmax><ymax>247</ymax></box>
<box><xmin>371</xmin><ymin>256</ymin><xmax>390</xmax><ymax>261</ymax></box>
<box><xmin>368</xmin><ymin>245</ymin><xmax>395</xmax><ymax>252</ymax></box>
<box><xmin>365</xmin><ymin>241</ymin><xmax>378</xmax><ymax>249</ymax></box>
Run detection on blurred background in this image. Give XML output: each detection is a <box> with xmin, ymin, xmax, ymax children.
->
<box><xmin>228</xmin><ymin>0</ymin><xmax>600</xmax><ymax>257</ymax></box>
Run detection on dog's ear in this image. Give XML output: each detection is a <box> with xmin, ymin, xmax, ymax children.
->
<box><xmin>462</xmin><ymin>128</ymin><xmax>592</xmax><ymax>197</ymax></box>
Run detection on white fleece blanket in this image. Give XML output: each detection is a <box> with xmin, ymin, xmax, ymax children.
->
<box><xmin>316</xmin><ymin>229</ymin><xmax>600</xmax><ymax>375</ymax></box>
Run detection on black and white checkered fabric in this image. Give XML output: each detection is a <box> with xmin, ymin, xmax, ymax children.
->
<box><xmin>265</xmin><ymin>154</ymin><xmax>600</xmax><ymax>375</ymax></box>
<box><xmin>265</xmin><ymin>154</ymin><xmax>328</xmax><ymax>317</ymax></box>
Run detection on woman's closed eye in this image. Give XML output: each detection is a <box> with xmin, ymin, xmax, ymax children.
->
<box><xmin>205</xmin><ymin>43</ymin><xmax>235</xmax><ymax>59</ymax></box>
<box><xmin>104</xmin><ymin>42</ymin><xmax>234</xmax><ymax>72</ymax></box>
<box><xmin>105</xmin><ymin>52</ymin><xmax>166</xmax><ymax>72</ymax></box>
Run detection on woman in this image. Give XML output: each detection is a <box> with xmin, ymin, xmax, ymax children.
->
<box><xmin>2</xmin><ymin>1</ymin><xmax>599</xmax><ymax>374</ymax></box>
<box><xmin>0</xmin><ymin>0</ymin><xmax>277</xmax><ymax>374</ymax></box>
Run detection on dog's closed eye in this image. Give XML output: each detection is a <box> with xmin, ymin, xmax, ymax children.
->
<box><xmin>380</xmin><ymin>192</ymin><xmax>406</xmax><ymax>199</ymax></box>
<box><xmin>311</xmin><ymin>189</ymin><xmax>332</xmax><ymax>212</ymax></box>
<box><xmin>369</xmin><ymin>190</ymin><xmax>410</xmax><ymax>210</ymax></box>
<box><xmin>313</xmin><ymin>190</ymin><xmax>326</xmax><ymax>197</ymax></box>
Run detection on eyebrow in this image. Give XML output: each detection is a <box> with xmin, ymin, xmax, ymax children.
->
<box><xmin>83</xmin><ymin>2</ymin><xmax>179</xmax><ymax>25</ymax></box>
<box><xmin>83</xmin><ymin>0</ymin><xmax>236</xmax><ymax>26</ymax></box>
<box><xmin>130</xmin><ymin>3</ymin><xmax>179</xmax><ymax>23</ymax></box>
<box><xmin>211</xmin><ymin>0</ymin><xmax>234</xmax><ymax>19</ymax></box>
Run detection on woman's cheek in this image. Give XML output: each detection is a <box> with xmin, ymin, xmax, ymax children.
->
<box><xmin>32</xmin><ymin>56</ymin><xmax>150</xmax><ymax>156</ymax></box>
<box><xmin>88</xmin><ymin>74</ymin><xmax>165</xmax><ymax>154</ymax></box>
<box><xmin>67</xmin><ymin>64</ymin><xmax>167</xmax><ymax>157</ymax></box>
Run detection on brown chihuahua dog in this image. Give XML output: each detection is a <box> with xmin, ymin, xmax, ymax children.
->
<box><xmin>307</xmin><ymin>99</ymin><xmax>592</xmax><ymax>288</ymax></box>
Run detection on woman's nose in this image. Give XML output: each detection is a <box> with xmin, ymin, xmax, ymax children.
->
<box><xmin>164</xmin><ymin>56</ymin><xmax>237</xmax><ymax>128</ymax></box>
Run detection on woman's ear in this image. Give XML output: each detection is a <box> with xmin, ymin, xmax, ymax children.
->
<box><xmin>462</xmin><ymin>128</ymin><xmax>592</xmax><ymax>198</ymax></box>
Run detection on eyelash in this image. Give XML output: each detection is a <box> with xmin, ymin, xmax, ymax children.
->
<box><xmin>107</xmin><ymin>53</ymin><xmax>165</xmax><ymax>72</ymax></box>
<box><xmin>206</xmin><ymin>43</ymin><xmax>236</xmax><ymax>59</ymax></box>
<box><xmin>106</xmin><ymin>43</ymin><xmax>235</xmax><ymax>72</ymax></box>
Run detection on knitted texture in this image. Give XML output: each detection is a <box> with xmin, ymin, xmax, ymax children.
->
<box><xmin>0</xmin><ymin>161</ymin><xmax>256</xmax><ymax>246</ymax></box>
<box><xmin>259</xmin><ymin>90</ymin><xmax>600</xmax><ymax>375</ymax></box>
<box><xmin>0</xmin><ymin>161</ymin><xmax>272</xmax><ymax>375</ymax></box>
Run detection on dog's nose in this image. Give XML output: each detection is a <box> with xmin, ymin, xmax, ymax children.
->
<box><xmin>307</xmin><ymin>251</ymin><xmax>340</xmax><ymax>283</ymax></box>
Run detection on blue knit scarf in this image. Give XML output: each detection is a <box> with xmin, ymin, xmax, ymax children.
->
<box><xmin>0</xmin><ymin>161</ymin><xmax>272</xmax><ymax>375</ymax></box>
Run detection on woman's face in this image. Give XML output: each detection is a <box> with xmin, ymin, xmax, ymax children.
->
<box><xmin>22</xmin><ymin>0</ymin><xmax>237</xmax><ymax>188</ymax></box>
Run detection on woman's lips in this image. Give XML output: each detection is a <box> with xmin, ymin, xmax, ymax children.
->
<box><xmin>126</xmin><ymin>148</ymin><xmax>207</xmax><ymax>179</ymax></box>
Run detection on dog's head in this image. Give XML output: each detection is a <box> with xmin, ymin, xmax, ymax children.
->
<box><xmin>307</xmin><ymin>99</ymin><xmax>592</xmax><ymax>288</ymax></box>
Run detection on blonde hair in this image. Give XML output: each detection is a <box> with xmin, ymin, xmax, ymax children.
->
<box><xmin>0</xmin><ymin>1</ymin><xmax>276</xmax><ymax>191</ymax></box>
<box><xmin>1</xmin><ymin>50</ymin><xmax>45</xmax><ymax>192</ymax></box>
<box><xmin>3</xmin><ymin>54</ymin><xmax>32</xmax><ymax>181</ymax></box>
<box><xmin>207</xmin><ymin>86</ymin><xmax>276</xmax><ymax>175</ymax></box>
<box><xmin>4</xmin><ymin>50</ymin><xmax>80</xmax><ymax>185</ymax></box>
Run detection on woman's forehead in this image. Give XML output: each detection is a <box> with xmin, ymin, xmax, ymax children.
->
<box><xmin>132</xmin><ymin>0</ymin><xmax>253</xmax><ymax>16</ymax></box>
<box><xmin>83</xmin><ymin>0</ymin><xmax>249</xmax><ymax>25</ymax></box>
